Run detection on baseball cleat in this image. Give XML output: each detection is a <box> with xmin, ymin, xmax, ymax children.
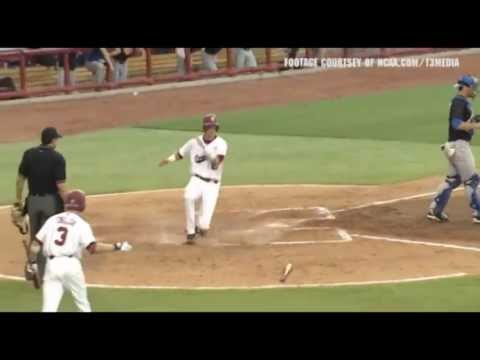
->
<box><xmin>427</xmin><ymin>210</ymin><xmax>449</xmax><ymax>223</ymax></box>
<box><xmin>473</xmin><ymin>216</ymin><xmax>480</xmax><ymax>224</ymax></box>
<box><xmin>185</xmin><ymin>233</ymin><xmax>196</xmax><ymax>245</ymax></box>
<box><xmin>195</xmin><ymin>226</ymin><xmax>208</xmax><ymax>237</ymax></box>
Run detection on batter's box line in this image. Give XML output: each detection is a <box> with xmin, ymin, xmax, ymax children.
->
<box><xmin>352</xmin><ymin>233</ymin><xmax>480</xmax><ymax>252</ymax></box>
<box><xmin>219</xmin><ymin>228</ymin><xmax>353</xmax><ymax>247</ymax></box>
<box><xmin>332</xmin><ymin>188</ymin><xmax>463</xmax><ymax>214</ymax></box>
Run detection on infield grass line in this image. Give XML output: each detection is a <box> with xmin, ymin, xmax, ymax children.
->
<box><xmin>0</xmin><ymin>272</ymin><xmax>467</xmax><ymax>290</ymax></box>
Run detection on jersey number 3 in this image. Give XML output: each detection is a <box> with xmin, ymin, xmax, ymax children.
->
<box><xmin>55</xmin><ymin>226</ymin><xmax>69</xmax><ymax>246</ymax></box>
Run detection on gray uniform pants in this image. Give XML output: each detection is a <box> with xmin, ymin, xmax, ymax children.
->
<box><xmin>430</xmin><ymin>139</ymin><xmax>480</xmax><ymax>216</ymax></box>
<box><xmin>28</xmin><ymin>194</ymin><xmax>63</xmax><ymax>280</ymax></box>
<box><xmin>57</xmin><ymin>69</ymin><xmax>76</xmax><ymax>88</ymax></box>
<box><xmin>235</xmin><ymin>49</ymin><xmax>257</xmax><ymax>68</ymax></box>
<box><xmin>113</xmin><ymin>61</ymin><xmax>128</xmax><ymax>82</ymax></box>
<box><xmin>85</xmin><ymin>61</ymin><xmax>106</xmax><ymax>84</ymax></box>
<box><xmin>202</xmin><ymin>51</ymin><xmax>218</xmax><ymax>71</ymax></box>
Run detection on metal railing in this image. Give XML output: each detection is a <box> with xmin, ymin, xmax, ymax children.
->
<box><xmin>0</xmin><ymin>48</ymin><xmax>280</xmax><ymax>100</ymax></box>
<box><xmin>0</xmin><ymin>48</ymin><xmax>462</xmax><ymax>101</ymax></box>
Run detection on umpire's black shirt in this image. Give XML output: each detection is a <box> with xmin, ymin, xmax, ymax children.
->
<box><xmin>448</xmin><ymin>95</ymin><xmax>474</xmax><ymax>142</ymax></box>
<box><xmin>18</xmin><ymin>145</ymin><xmax>66</xmax><ymax>196</ymax></box>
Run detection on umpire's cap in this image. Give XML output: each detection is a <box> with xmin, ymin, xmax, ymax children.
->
<box><xmin>65</xmin><ymin>190</ymin><xmax>86</xmax><ymax>212</ymax></box>
<box><xmin>41</xmin><ymin>127</ymin><xmax>62</xmax><ymax>145</ymax></box>
<box><xmin>455</xmin><ymin>75</ymin><xmax>478</xmax><ymax>91</ymax></box>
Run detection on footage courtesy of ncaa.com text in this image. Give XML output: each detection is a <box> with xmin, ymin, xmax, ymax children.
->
<box><xmin>284</xmin><ymin>57</ymin><xmax>461</xmax><ymax>69</ymax></box>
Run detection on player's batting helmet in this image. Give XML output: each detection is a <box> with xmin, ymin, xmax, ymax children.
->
<box><xmin>65</xmin><ymin>190</ymin><xmax>86</xmax><ymax>212</ymax></box>
<box><xmin>203</xmin><ymin>113</ymin><xmax>219</xmax><ymax>131</ymax></box>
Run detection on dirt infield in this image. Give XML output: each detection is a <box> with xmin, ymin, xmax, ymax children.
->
<box><xmin>2</xmin><ymin>179</ymin><xmax>480</xmax><ymax>287</ymax></box>
<box><xmin>2</xmin><ymin>53</ymin><xmax>480</xmax><ymax>143</ymax></box>
<box><xmin>2</xmin><ymin>52</ymin><xmax>480</xmax><ymax>288</ymax></box>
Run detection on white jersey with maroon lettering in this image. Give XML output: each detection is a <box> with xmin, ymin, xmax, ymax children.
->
<box><xmin>178</xmin><ymin>135</ymin><xmax>228</xmax><ymax>236</ymax></box>
<box><xmin>35</xmin><ymin>211</ymin><xmax>94</xmax><ymax>312</ymax></box>
<box><xmin>36</xmin><ymin>211</ymin><xmax>96</xmax><ymax>259</ymax></box>
<box><xmin>178</xmin><ymin>135</ymin><xmax>228</xmax><ymax>181</ymax></box>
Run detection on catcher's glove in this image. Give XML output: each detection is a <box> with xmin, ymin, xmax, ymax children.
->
<box><xmin>24</xmin><ymin>261</ymin><xmax>41</xmax><ymax>290</ymax></box>
<box><xmin>10</xmin><ymin>202</ymin><xmax>29</xmax><ymax>235</ymax></box>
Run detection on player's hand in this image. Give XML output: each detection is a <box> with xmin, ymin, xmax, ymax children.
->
<box><xmin>12</xmin><ymin>201</ymin><xmax>24</xmax><ymax>211</ymax></box>
<box><xmin>11</xmin><ymin>204</ymin><xmax>29</xmax><ymax>235</ymax></box>
<box><xmin>25</xmin><ymin>261</ymin><xmax>38</xmax><ymax>280</ymax></box>
<box><xmin>114</xmin><ymin>241</ymin><xmax>132</xmax><ymax>252</ymax></box>
<box><xmin>158</xmin><ymin>159</ymin><xmax>169</xmax><ymax>167</ymax></box>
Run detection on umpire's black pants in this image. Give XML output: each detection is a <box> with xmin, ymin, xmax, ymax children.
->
<box><xmin>27</xmin><ymin>194</ymin><xmax>64</xmax><ymax>281</ymax></box>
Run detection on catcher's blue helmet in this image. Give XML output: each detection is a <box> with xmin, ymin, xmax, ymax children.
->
<box><xmin>455</xmin><ymin>75</ymin><xmax>478</xmax><ymax>91</ymax></box>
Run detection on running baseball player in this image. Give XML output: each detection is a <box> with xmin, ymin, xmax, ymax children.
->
<box><xmin>27</xmin><ymin>190</ymin><xmax>132</xmax><ymax>312</ymax></box>
<box><xmin>158</xmin><ymin>114</ymin><xmax>228</xmax><ymax>245</ymax></box>
<box><xmin>427</xmin><ymin>75</ymin><xmax>480</xmax><ymax>223</ymax></box>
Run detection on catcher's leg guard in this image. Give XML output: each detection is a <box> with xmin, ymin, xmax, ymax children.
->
<box><xmin>430</xmin><ymin>175</ymin><xmax>462</xmax><ymax>215</ymax></box>
<box><xmin>464</xmin><ymin>173</ymin><xmax>480</xmax><ymax>216</ymax></box>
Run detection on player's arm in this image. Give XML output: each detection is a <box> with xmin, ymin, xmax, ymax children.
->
<box><xmin>28</xmin><ymin>220</ymin><xmax>48</xmax><ymax>264</ymax></box>
<box><xmin>209</xmin><ymin>155</ymin><xmax>225</xmax><ymax>170</ymax></box>
<box><xmin>100</xmin><ymin>48</ymin><xmax>114</xmax><ymax>70</ymax></box>
<box><xmin>54</xmin><ymin>155</ymin><xmax>68</xmax><ymax>202</ymax></box>
<box><xmin>159</xmin><ymin>140</ymin><xmax>191</xmax><ymax>167</ymax></box>
<box><xmin>456</xmin><ymin>120</ymin><xmax>480</xmax><ymax>131</ymax></box>
<box><xmin>108</xmin><ymin>48</ymin><xmax>121</xmax><ymax>56</ymax></box>
<box><xmin>82</xmin><ymin>225</ymin><xmax>132</xmax><ymax>254</ymax></box>
<box><xmin>209</xmin><ymin>141</ymin><xmax>227</xmax><ymax>170</ymax></box>
<box><xmin>158</xmin><ymin>151</ymin><xmax>183</xmax><ymax>167</ymax></box>
<box><xmin>15</xmin><ymin>150</ymin><xmax>29</xmax><ymax>206</ymax></box>
<box><xmin>28</xmin><ymin>238</ymin><xmax>42</xmax><ymax>263</ymax></box>
<box><xmin>86</xmin><ymin>241</ymin><xmax>132</xmax><ymax>254</ymax></box>
<box><xmin>452</xmin><ymin>100</ymin><xmax>480</xmax><ymax>131</ymax></box>
<box><xmin>57</xmin><ymin>182</ymin><xmax>68</xmax><ymax>202</ymax></box>
<box><xmin>15</xmin><ymin>174</ymin><xmax>26</xmax><ymax>206</ymax></box>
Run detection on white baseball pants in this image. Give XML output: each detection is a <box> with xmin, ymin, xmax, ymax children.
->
<box><xmin>42</xmin><ymin>257</ymin><xmax>91</xmax><ymax>312</ymax></box>
<box><xmin>184</xmin><ymin>176</ymin><xmax>221</xmax><ymax>235</ymax></box>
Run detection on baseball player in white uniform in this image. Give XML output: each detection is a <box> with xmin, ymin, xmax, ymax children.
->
<box><xmin>27</xmin><ymin>190</ymin><xmax>132</xmax><ymax>312</ymax></box>
<box><xmin>159</xmin><ymin>114</ymin><xmax>228</xmax><ymax>245</ymax></box>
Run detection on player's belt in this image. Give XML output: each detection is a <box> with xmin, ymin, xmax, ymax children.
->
<box><xmin>48</xmin><ymin>255</ymin><xmax>74</xmax><ymax>260</ymax></box>
<box><xmin>194</xmin><ymin>174</ymin><xmax>219</xmax><ymax>184</ymax></box>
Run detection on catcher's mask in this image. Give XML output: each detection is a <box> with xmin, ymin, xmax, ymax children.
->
<box><xmin>455</xmin><ymin>75</ymin><xmax>478</xmax><ymax>97</ymax></box>
<box><xmin>203</xmin><ymin>113</ymin><xmax>219</xmax><ymax>132</ymax></box>
<box><xmin>65</xmin><ymin>190</ymin><xmax>86</xmax><ymax>212</ymax></box>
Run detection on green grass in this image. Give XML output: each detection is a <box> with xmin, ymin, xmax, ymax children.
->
<box><xmin>138</xmin><ymin>84</ymin><xmax>461</xmax><ymax>144</ymax></box>
<box><xmin>2</xmin><ymin>82</ymin><xmax>480</xmax><ymax>311</ymax></box>
<box><xmin>3</xmin><ymin>276</ymin><xmax>480</xmax><ymax>312</ymax></box>
<box><xmin>1</xmin><ymin>127</ymin><xmax>474</xmax><ymax>205</ymax></box>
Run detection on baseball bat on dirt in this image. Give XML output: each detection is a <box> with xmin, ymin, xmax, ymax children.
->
<box><xmin>280</xmin><ymin>263</ymin><xmax>293</xmax><ymax>283</ymax></box>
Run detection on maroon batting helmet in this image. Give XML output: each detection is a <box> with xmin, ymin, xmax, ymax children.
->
<box><xmin>65</xmin><ymin>190</ymin><xmax>86</xmax><ymax>212</ymax></box>
<box><xmin>203</xmin><ymin>113</ymin><xmax>219</xmax><ymax>131</ymax></box>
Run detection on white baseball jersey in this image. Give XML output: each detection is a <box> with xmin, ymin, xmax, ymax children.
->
<box><xmin>179</xmin><ymin>135</ymin><xmax>228</xmax><ymax>181</ymax></box>
<box><xmin>36</xmin><ymin>212</ymin><xmax>96</xmax><ymax>259</ymax></box>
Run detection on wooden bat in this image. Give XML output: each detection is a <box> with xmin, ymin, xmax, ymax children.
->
<box><xmin>280</xmin><ymin>263</ymin><xmax>293</xmax><ymax>283</ymax></box>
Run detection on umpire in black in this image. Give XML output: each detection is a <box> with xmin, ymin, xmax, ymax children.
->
<box><xmin>15</xmin><ymin>127</ymin><xmax>67</xmax><ymax>282</ymax></box>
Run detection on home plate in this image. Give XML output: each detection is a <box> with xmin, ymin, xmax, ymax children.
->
<box><xmin>314</xmin><ymin>207</ymin><xmax>336</xmax><ymax>220</ymax></box>
<box><xmin>266</xmin><ymin>222</ymin><xmax>290</xmax><ymax>228</ymax></box>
